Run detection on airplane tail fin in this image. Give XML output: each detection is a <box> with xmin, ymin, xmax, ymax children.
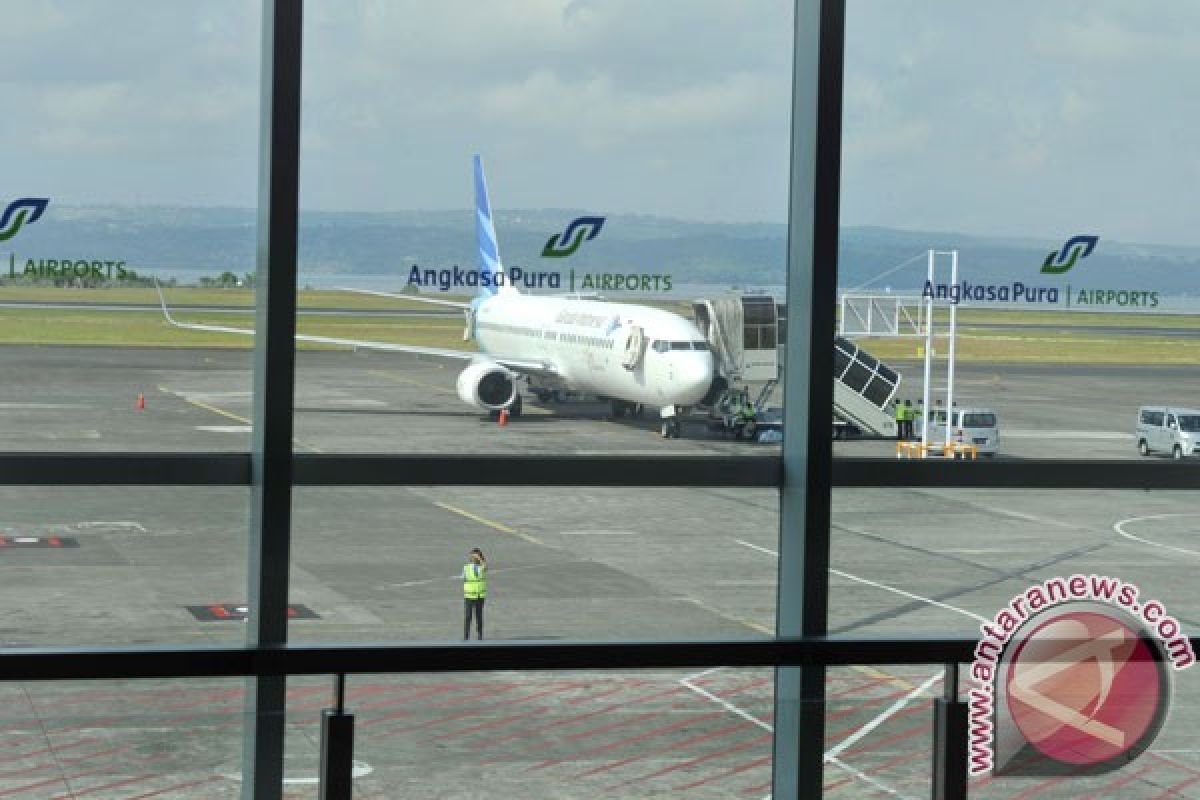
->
<box><xmin>474</xmin><ymin>154</ymin><xmax>518</xmax><ymax>297</ymax></box>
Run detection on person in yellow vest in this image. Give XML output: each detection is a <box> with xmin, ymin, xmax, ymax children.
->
<box><xmin>463</xmin><ymin>547</ymin><xmax>488</xmax><ymax>640</ymax></box>
<box><xmin>894</xmin><ymin>399</ymin><xmax>907</xmax><ymax>440</ymax></box>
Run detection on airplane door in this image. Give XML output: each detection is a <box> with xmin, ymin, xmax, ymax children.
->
<box><xmin>622</xmin><ymin>326</ymin><xmax>645</xmax><ymax>370</ymax></box>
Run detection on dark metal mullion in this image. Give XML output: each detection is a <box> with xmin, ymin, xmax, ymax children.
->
<box><xmin>774</xmin><ymin>1</ymin><xmax>845</xmax><ymax>797</ymax></box>
<box><xmin>243</xmin><ymin>1</ymin><xmax>303</xmax><ymax>798</ymax></box>
<box><xmin>0</xmin><ymin>453</ymin><xmax>1196</xmax><ymax>489</ymax></box>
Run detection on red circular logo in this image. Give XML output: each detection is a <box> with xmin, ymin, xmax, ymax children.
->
<box><xmin>1006</xmin><ymin>610</ymin><xmax>1165</xmax><ymax>768</ymax></box>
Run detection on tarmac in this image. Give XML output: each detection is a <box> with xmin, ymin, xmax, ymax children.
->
<box><xmin>0</xmin><ymin>345</ymin><xmax>1196</xmax><ymax>798</ymax></box>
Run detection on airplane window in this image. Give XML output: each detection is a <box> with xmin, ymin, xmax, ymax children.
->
<box><xmin>652</xmin><ymin>340</ymin><xmax>668</xmax><ymax>353</ymax></box>
<box><xmin>671</xmin><ymin>341</ymin><xmax>692</xmax><ymax>350</ymax></box>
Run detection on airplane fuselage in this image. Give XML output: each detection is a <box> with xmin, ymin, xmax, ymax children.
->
<box><xmin>473</xmin><ymin>293</ymin><xmax>714</xmax><ymax>408</ymax></box>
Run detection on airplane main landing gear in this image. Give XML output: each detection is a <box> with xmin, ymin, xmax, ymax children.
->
<box><xmin>610</xmin><ymin>399</ymin><xmax>645</xmax><ymax>418</ymax></box>
<box><xmin>659</xmin><ymin>406</ymin><xmax>682</xmax><ymax>438</ymax></box>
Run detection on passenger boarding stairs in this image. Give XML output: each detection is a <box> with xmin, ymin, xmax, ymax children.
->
<box><xmin>833</xmin><ymin>336</ymin><xmax>899</xmax><ymax>438</ymax></box>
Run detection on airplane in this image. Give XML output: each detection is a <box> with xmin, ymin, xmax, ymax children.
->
<box><xmin>157</xmin><ymin>155</ymin><xmax>720</xmax><ymax>438</ymax></box>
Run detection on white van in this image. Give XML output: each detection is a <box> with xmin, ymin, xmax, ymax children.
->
<box><xmin>1136</xmin><ymin>407</ymin><xmax>1200</xmax><ymax>459</ymax></box>
<box><xmin>914</xmin><ymin>406</ymin><xmax>1000</xmax><ymax>456</ymax></box>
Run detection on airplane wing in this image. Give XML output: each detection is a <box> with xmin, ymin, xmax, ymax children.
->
<box><xmin>336</xmin><ymin>287</ymin><xmax>469</xmax><ymax>309</ymax></box>
<box><xmin>154</xmin><ymin>282</ymin><xmax>558</xmax><ymax>377</ymax></box>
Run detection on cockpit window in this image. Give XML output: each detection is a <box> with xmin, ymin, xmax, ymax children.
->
<box><xmin>652</xmin><ymin>340</ymin><xmax>669</xmax><ymax>353</ymax></box>
<box><xmin>670</xmin><ymin>341</ymin><xmax>692</xmax><ymax>350</ymax></box>
<box><xmin>692</xmin><ymin>341</ymin><xmax>710</xmax><ymax>351</ymax></box>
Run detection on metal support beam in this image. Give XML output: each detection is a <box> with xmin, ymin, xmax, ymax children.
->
<box><xmin>932</xmin><ymin>664</ymin><xmax>969</xmax><ymax>800</ymax></box>
<box><xmin>774</xmin><ymin>0</ymin><xmax>845</xmax><ymax>797</ymax></box>
<box><xmin>242</xmin><ymin>1</ymin><xmax>303</xmax><ymax>798</ymax></box>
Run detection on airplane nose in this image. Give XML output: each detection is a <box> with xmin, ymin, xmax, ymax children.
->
<box><xmin>679</xmin><ymin>355</ymin><xmax>714</xmax><ymax>402</ymax></box>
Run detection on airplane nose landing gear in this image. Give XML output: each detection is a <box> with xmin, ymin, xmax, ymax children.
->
<box><xmin>659</xmin><ymin>405</ymin><xmax>682</xmax><ymax>438</ymax></box>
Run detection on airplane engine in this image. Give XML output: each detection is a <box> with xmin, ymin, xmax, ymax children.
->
<box><xmin>456</xmin><ymin>362</ymin><xmax>518</xmax><ymax>411</ymax></box>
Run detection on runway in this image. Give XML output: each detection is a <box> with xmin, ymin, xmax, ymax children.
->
<box><xmin>0</xmin><ymin>345</ymin><xmax>1196</xmax><ymax>798</ymax></box>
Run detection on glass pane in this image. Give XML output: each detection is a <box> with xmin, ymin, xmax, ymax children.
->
<box><xmin>0</xmin><ymin>678</ymin><xmax>245</xmax><ymax>795</ymax></box>
<box><xmin>1</xmin><ymin>4</ymin><xmax>259</xmax><ymax>452</ymax></box>
<box><xmin>0</xmin><ymin>487</ymin><xmax>248</xmax><ymax>647</ymax></box>
<box><xmin>284</xmin><ymin>669</ymin><xmax>774</xmax><ymax>798</ymax></box>
<box><xmin>823</xmin><ymin>488</ymin><xmax>1200</xmax><ymax>795</ymax></box>
<box><xmin>822</xmin><ymin>665</ymin><xmax>937</xmax><ymax>797</ymax></box>
<box><xmin>296</xmin><ymin>2</ymin><xmax>791</xmax><ymax>453</ymax></box>
<box><xmin>839</xmin><ymin>3</ymin><xmax>1200</xmax><ymax>461</ymax></box>
<box><xmin>290</xmin><ymin>488</ymin><xmax>777</xmax><ymax>642</ymax></box>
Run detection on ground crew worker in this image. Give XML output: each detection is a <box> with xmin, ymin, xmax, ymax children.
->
<box><xmin>903</xmin><ymin>399</ymin><xmax>914</xmax><ymax>440</ymax></box>
<box><xmin>463</xmin><ymin>547</ymin><xmax>487</xmax><ymax>640</ymax></box>
<box><xmin>895</xmin><ymin>399</ymin><xmax>907</xmax><ymax>440</ymax></box>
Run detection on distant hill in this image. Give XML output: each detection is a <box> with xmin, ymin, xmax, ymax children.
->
<box><xmin>11</xmin><ymin>205</ymin><xmax>1200</xmax><ymax>293</ymax></box>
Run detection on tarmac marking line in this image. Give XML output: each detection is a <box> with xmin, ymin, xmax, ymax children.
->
<box><xmin>360</xmin><ymin>683</ymin><xmax>520</xmax><ymax>729</ymax></box>
<box><xmin>122</xmin><ymin>775</ymin><xmax>223</xmax><ymax>800</ymax></box>
<box><xmin>1150</xmin><ymin>773</ymin><xmax>1200</xmax><ymax>800</ymax></box>
<box><xmin>434</xmin><ymin>501</ymin><xmax>545</xmax><ymax>546</ymax></box>
<box><xmin>48</xmin><ymin>769</ymin><xmax>165</xmax><ymax>800</ymax></box>
<box><xmin>615</xmin><ymin>732</ymin><xmax>773</xmax><ymax>787</ymax></box>
<box><xmin>734</xmin><ymin>537</ymin><xmax>970</xmax><ymax>691</ymax></box>
<box><xmin>161</xmin><ymin>385</ymin><xmax>324</xmax><ymax>452</ymax></box>
<box><xmin>678</xmin><ymin>596</ymin><xmax>773</xmax><ymax>636</ymax></box>
<box><xmin>1114</xmin><ymin>513</ymin><xmax>1200</xmax><ymax>558</ymax></box>
<box><xmin>532</xmin><ymin>710</ymin><xmax>730</xmax><ymax>771</ymax></box>
<box><xmin>455</xmin><ymin>680</ymin><xmax>655</xmax><ymax>746</ymax></box>
<box><xmin>821</xmin><ymin>746</ymin><xmax>929</xmax><ymax>794</ymax></box>
<box><xmin>575</xmin><ymin>720</ymin><xmax>751</xmax><ymax>779</ymax></box>
<box><xmin>824</xmin><ymin>673</ymin><xmax>941</xmax><ymax>762</ymax></box>
<box><xmin>485</xmin><ymin>680</ymin><xmax>650</xmax><ymax>748</ymax></box>
<box><xmin>374</xmin><ymin>681</ymin><xmax>588</xmax><ymax>739</ymax></box>
<box><xmin>675</xmin><ymin>753</ymin><xmax>771</xmax><ymax>792</ymax></box>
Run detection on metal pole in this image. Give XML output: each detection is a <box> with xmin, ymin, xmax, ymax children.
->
<box><xmin>243</xmin><ymin>1</ymin><xmax>302</xmax><ymax>797</ymax></box>
<box><xmin>921</xmin><ymin>249</ymin><xmax>934</xmax><ymax>450</ymax></box>
<box><xmin>932</xmin><ymin>663</ymin><xmax>969</xmax><ymax>800</ymax></box>
<box><xmin>774</xmin><ymin>0</ymin><xmax>844</xmax><ymax>797</ymax></box>
<box><xmin>320</xmin><ymin>674</ymin><xmax>355</xmax><ymax>800</ymax></box>
<box><xmin>944</xmin><ymin>250</ymin><xmax>958</xmax><ymax>449</ymax></box>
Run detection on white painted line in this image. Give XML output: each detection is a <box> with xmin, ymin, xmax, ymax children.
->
<box><xmin>824</xmin><ymin>672</ymin><xmax>941</xmax><ymax>761</ymax></box>
<box><xmin>196</xmin><ymin>425</ymin><xmax>253</xmax><ymax>434</ymax></box>
<box><xmin>1114</xmin><ymin>513</ymin><xmax>1200</xmax><ymax>558</ymax></box>
<box><xmin>733</xmin><ymin>539</ymin><xmax>989</xmax><ymax>625</ymax></box>
<box><xmin>0</xmin><ymin>403</ymin><xmax>89</xmax><ymax>409</ymax></box>
<box><xmin>735</xmin><ymin>539</ymin><xmax>778</xmax><ymax>557</ymax></box>
<box><xmin>957</xmin><ymin>501</ymin><xmax>1078</xmax><ymax>530</ymax></box>
<box><xmin>1003</xmin><ymin>429</ymin><xmax>1131</xmax><ymax>440</ymax></box>
<box><xmin>827</xmin><ymin>757</ymin><xmax>916</xmax><ymax>799</ymax></box>
<box><xmin>679</xmin><ymin>675</ymin><xmax>773</xmax><ymax>733</ymax></box>
<box><xmin>70</xmin><ymin>521</ymin><xmax>147</xmax><ymax>532</ymax></box>
<box><xmin>559</xmin><ymin>530</ymin><xmax>637</xmax><ymax>536</ymax></box>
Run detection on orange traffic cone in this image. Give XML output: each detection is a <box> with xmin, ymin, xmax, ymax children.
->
<box><xmin>498</xmin><ymin>408</ymin><xmax>509</xmax><ymax>427</ymax></box>
<box><xmin>135</xmin><ymin>393</ymin><xmax>145</xmax><ymax>411</ymax></box>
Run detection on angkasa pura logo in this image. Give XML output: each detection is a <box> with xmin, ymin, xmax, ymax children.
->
<box><xmin>0</xmin><ymin>198</ymin><xmax>49</xmax><ymax>242</ymax></box>
<box><xmin>1041</xmin><ymin>234</ymin><xmax>1098</xmax><ymax>274</ymax></box>
<box><xmin>542</xmin><ymin>216</ymin><xmax>605</xmax><ymax>258</ymax></box>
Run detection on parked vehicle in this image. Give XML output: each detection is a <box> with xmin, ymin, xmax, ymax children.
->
<box><xmin>1136</xmin><ymin>406</ymin><xmax>1200</xmax><ymax>459</ymax></box>
<box><xmin>914</xmin><ymin>406</ymin><xmax>1000</xmax><ymax>456</ymax></box>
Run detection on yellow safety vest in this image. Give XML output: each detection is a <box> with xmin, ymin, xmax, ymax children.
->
<box><xmin>463</xmin><ymin>563</ymin><xmax>487</xmax><ymax>599</ymax></box>
<box><xmin>895</xmin><ymin>404</ymin><xmax>906</xmax><ymax>422</ymax></box>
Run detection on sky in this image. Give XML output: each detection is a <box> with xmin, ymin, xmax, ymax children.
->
<box><xmin>3</xmin><ymin>2</ymin><xmax>1199</xmax><ymax>245</ymax></box>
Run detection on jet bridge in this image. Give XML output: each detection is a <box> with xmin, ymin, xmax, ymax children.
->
<box><xmin>692</xmin><ymin>295</ymin><xmax>781</xmax><ymax>409</ymax></box>
<box><xmin>693</xmin><ymin>294</ymin><xmax>900</xmax><ymax>437</ymax></box>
